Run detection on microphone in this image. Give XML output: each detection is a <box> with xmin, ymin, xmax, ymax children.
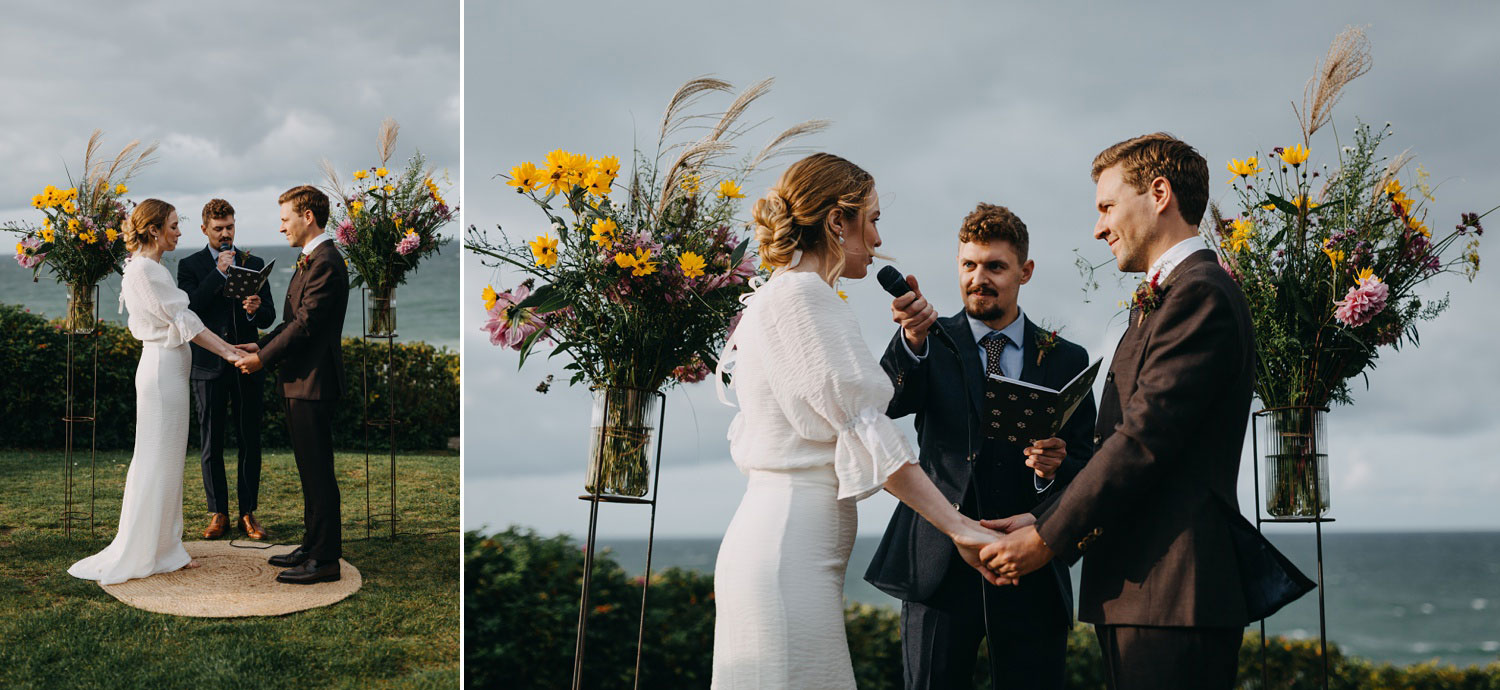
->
<box><xmin>219</xmin><ymin>240</ymin><xmax>237</xmax><ymax>267</ymax></box>
<box><xmin>877</xmin><ymin>265</ymin><xmax>957</xmax><ymax>354</ymax></box>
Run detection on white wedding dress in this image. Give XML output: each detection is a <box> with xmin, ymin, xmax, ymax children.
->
<box><xmin>68</xmin><ymin>256</ymin><xmax>206</xmax><ymax>585</ymax></box>
<box><xmin>712</xmin><ymin>270</ymin><xmax>917</xmax><ymax>689</ymax></box>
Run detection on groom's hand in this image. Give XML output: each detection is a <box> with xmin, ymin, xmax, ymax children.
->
<box><xmin>236</xmin><ymin>352</ymin><xmax>262</xmax><ymax>374</ymax></box>
<box><xmin>980</xmin><ymin>512</ymin><xmax>1037</xmax><ymax>534</ymax></box>
<box><xmin>891</xmin><ymin>275</ymin><xmax>937</xmax><ymax>352</ymax></box>
<box><xmin>1024</xmin><ymin>437</ymin><xmax>1066</xmax><ymax>479</ymax></box>
<box><xmin>979</xmin><ymin>525</ymin><xmax>1053</xmax><ymax>580</ymax></box>
<box><xmin>234</xmin><ymin>343</ymin><xmax>259</xmax><ymax>353</ymax></box>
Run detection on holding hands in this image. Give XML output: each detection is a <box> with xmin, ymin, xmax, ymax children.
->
<box><xmin>977</xmin><ymin>513</ymin><xmax>1054</xmax><ymax>582</ymax></box>
<box><xmin>234</xmin><ymin>343</ymin><xmax>262</xmax><ymax>373</ymax></box>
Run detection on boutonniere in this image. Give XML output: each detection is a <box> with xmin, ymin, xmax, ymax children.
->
<box><xmin>295</xmin><ymin>254</ymin><xmax>312</xmax><ymax>272</ymax></box>
<box><xmin>1130</xmin><ymin>270</ymin><xmax>1165</xmax><ymax>325</ymax></box>
<box><xmin>1034</xmin><ymin>323</ymin><xmax>1062</xmax><ymax>365</ymax></box>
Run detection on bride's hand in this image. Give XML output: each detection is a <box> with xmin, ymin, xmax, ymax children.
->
<box><xmin>223</xmin><ymin>347</ymin><xmax>245</xmax><ymax>363</ymax></box>
<box><xmin>952</xmin><ymin>521</ymin><xmax>1015</xmax><ymax>587</ymax></box>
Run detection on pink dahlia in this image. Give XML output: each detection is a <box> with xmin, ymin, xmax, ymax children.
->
<box><xmin>395</xmin><ymin>231</ymin><xmax>420</xmax><ymax>255</ymax></box>
<box><xmin>1333</xmin><ymin>272</ymin><xmax>1389</xmax><ymax>328</ymax></box>
<box><xmin>15</xmin><ymin>236</ymin><xmax>43</xmax><ymax>269</ymax></box>
<box><xmin>481</xmin><ymin>283</ymin><xmax>546</xmax><ymax>349</ymax></box>
<box><xmin>672</xmin><ymin>356</ymin><xmax>711</xmax><ymax>384</ymax></box>
<box><xmin>335</xmin><ymin>219</ymin><xmax>356</xmax><ymax>245</ymax></box>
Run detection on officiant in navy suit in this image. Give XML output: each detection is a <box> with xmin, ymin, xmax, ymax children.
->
<box><xmin>865</xmin><ymin>204</ymin><xmax>1097</xmax><ymax>689</ymax></box>
<box><xmin>177</xmin><ymin>198</ymin><xmax>275</xmax><ymax>541</ymax></box>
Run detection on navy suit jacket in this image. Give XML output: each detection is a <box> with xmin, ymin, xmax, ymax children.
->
<box><xmin>864</xmin><ymin>313</ymin><xmax>1096</xmax><ymax>625</ymax></box>
<box><xmin>177</xmin><ymin>246</ymin><xmax>275</xmax><ymax>380</ymax></box>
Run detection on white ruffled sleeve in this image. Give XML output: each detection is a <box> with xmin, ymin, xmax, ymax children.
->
<box><xmin>131</xmin><ymin>261</ymin><xmax>206</xmax><ymax>347</ymax></box>
<box><xmin>761</xmin><ymin>277</ymin><xmax>916</xmax><ymax>500</ymax></box>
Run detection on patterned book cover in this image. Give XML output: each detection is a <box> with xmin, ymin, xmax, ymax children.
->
<box><xmin>982</xmin><ymin>358</ymin><xmax>1101</xmax><ymax>444</ymax></box>
<box><xmin>223</xmin><ymin>259</ymin><xmax>274</xmax><ymax>300</ymax></box>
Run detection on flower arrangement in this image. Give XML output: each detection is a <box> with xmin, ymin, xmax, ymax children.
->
<box><xmin>1210</xmin><ymin>28</ymin><xmax>1493</xmax><ymax>517</ymax></box>
<box><xmin>6</xmin><ymin>131</ymin><xmax>156</xmax><ymax>332</ymax></box>
<box><xmin>324</xmin><ymin>118</ymin><xmax>456</xmax><ymax>335</ymax></box>
<box><xmin>465</xmin><ymin>77</ymin><xmax>825</xmax><ymax>495</ymax></box>
<box><xmin>1211</xmin><ymin>27</ymin><xmax>1491</xmax><ymax>410</ymax></box>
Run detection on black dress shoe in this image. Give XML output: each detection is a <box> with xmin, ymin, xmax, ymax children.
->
<box><xmin>276</xmin><ymin>558</ymin><xmax>341</xmax><ymax>585</ymax></box>
<box><xmin>268</xmin><ymin>546</ymin><xmax>311</xmax><ymax>568</ymax></box>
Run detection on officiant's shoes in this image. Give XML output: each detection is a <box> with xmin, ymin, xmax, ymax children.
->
<box><xmin>276</xmin><ymin>559</ymin><xmax>341</xmax><ymax>585</ymax></box>
<box><xmin>203</xmin><ymin>513</ymin><xmax>230</xmax><ymax>539</ymax></box>
<box><xmin>267</xmin><ymin>546</ymin><xmax>311</xmax><ymax>568</ymax></box>
<box><xmin>239</xmin><ymin>513</ymin><xmax>267</xmax><ymax>540</ymax></box>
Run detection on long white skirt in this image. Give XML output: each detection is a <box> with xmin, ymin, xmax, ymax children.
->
<box><xmin>68</xmin><ymin>342</ymin><xmax>191</xmax><ymax>585</ymax></box>
<box><xmin>712</xmin><ymin>464</ymin><xmax>859</xmax><ymax>689</ymax></box>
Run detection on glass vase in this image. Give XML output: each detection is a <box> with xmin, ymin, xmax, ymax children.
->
<box><xmin>584</xmin><ymin>387</ymin><xmax>660</xmax><ymax>497</ymax></box>
<box><xmin>1260</xmin><ymin>407</ymin><xmax>1330</xmax><ymax>518</ymax></box>
<box><xmin>65</xmin><ymin>283</ymin><xmax>97</xmax><ymax>335</ymax></box>
<box><xmin>367</xmin><ymin>286</ymin><xmax>396</xmax><ymax>337</ymax></box>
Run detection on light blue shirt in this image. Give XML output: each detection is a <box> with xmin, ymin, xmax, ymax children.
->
<box><xmin>898</xmin><ymin>308</ymin><xmax>1052</xmax><ymax>492</ymax></box>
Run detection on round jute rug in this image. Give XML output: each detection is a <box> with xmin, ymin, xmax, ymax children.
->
<box><xmin>98</xmin><ymin>541</ymin><xmax>362</xmax><ymax>617</ymax></box>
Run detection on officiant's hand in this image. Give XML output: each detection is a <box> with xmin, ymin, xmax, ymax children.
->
<box><xmin>980</xmin><ymin>525</ymin><xmax>1054</xmax><ymax>581</ymax></box>
<box><xmin>234</xmin><ymin>343</ymin><xmax>259</xmax><ymax>353</ymax></box>
<box><xmin>216</xmin><ymin>250</ymin><xmax>235</xmax><ymax>274</ymax></box>
<box><xmin>236</xmin><ymin>352</ymin><xmax>262</xmax><ymax>374</ymax></box>
<box><xmin>953</xmin><ymin>523</ymin><xmax>1018</xmax><ymax>587</ymax></box>
<box><xmin>1024</xmin><ymin>437</ymin><xmax>1066</xmax><ymax>479</ymax></box>
<box><xmin>242</xmin><ymin>295</ymin><xmax>261</xmax><ymax>315</ymax></box>
<box><xmin>890</xmin><ymin>275</ymin><xmax>937</xmax><ymax>352</ymax></box>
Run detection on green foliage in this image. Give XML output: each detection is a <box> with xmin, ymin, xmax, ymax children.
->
<box><xmin>328</xmin><ymin>151</ymin><xmax>456</xmax><ymax>293</ymax></box>
<box><xmin>468</xmin><ymin>528</ymin><xmax>1500</xmax><ymax>690</ymax></box>
<box><xmin>0</xmin><ymin>304</ymin><xmax>457</xmax><ymax>451</ymax></box>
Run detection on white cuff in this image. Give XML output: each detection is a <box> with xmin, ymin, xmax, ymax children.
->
<box><xmin>898</xmin><ymin>327</ymin><xmax>928</xmax><ymax>361</ymax></box>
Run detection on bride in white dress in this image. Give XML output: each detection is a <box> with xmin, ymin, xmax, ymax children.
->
<box><xmin>712</xmin><ymin>154</ymin><xmax>1006</xmax><ymax>688</ymax></box>
<box><xmin>69</xmin><ymin>199</ymin><xmax>247</xmax><ymax>585</ymax></box>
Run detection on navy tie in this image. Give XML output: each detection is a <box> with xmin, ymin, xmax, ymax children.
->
<box><xmin>982</xmin><ymin>332</ymin><xmax>1010</xmax><ymax>378</ymax></box>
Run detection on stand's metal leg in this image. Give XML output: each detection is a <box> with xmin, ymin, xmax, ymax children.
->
<box><xmin>387</xmin><ymin>335</ymin><xmax>397</xmax><ymax>538</ymax></box>
<box><xmin>572</xmin><ymin>393</ymin><xmax>613</xmax><ymax>690</ymax></box>
<box><xmin>1252</xmin><ymin>414</ymin><xmax>1268</xmax><ymax>689</ymax></box>
<box><xmin>632</xmin><ymin>394</ymin><xmax>667</xmax><ymax>690</ymax></box>
<box><xmin>1315</xmin><ymin>467</ymin><xmax>1329</xmax><ymax>689</ymax></box>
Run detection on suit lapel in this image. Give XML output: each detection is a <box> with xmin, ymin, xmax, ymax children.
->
<box><xmin>940</xmin><ymin>312</ymin><xmax>984</xmax><ymax>417</ymax></box>
<box><xmin>1019</xmin><ymin>317</ymin><xmax>1043</xmax><ymax>386</ymax></box>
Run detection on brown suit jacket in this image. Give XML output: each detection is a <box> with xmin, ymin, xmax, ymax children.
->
<box><xmin>1034</xmin><ymin>249</ymin><xmax>1255</xmax><ymax>628</ymax></box>
<box><xmin>257</xmin><ymin>240</ymin><xmax>349</xmax><ymax>401</ymax></box>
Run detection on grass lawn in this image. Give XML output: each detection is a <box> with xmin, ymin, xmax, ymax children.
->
<box><xmin>0</xmin><ymin>448</ymin><xmax>459</xmax><ymax>689</ymax></box>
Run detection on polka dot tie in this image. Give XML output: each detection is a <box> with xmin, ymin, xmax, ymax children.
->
<box><xmin>982</xmin><ymin>332</ymin><xmax>1010</xmax><ymax>378</ymax></box>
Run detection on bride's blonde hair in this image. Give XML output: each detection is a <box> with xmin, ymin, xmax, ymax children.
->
<box><xmin>751</xmin><ymin>153</ymin><xmax>875</xmax><ymax>281</ymax></box>
<box><xmin>122</xmin><ymin>199</ymin><xmax>174</xmax><ymax>253</ymax></box>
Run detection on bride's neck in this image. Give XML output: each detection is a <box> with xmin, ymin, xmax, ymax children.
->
<box><xmin>138</xmin><ymin>246</ymin><xmax>165</xmax><ymax>262</ymax></box>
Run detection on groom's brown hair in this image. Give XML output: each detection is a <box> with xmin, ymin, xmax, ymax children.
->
<box><xmin>1091</xmin><ymin>132</ymin><xmax>1209</xmax><ymax>225</ymax></box>
<box><xmin>279</xmin><ymin>185</ymin><xmax>330</xmax><ymax>228</ymax></box>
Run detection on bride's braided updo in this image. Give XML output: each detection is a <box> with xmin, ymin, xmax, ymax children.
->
<box><xmin>751</xmin><ymin>153</ymin><xmax>874</xmax><ymax>279</ymax></box>
<box><xmin>122</xmin><ymin>199</ymin><xmax>175</xmax><ymax>253</ymax></box>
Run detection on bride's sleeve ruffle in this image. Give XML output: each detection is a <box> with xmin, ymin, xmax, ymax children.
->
<box><xmin>832</xmin><ymin>406</ymin><xmax>916</xmax><ymax>501</ymax></box>
<box><xmin>162</xmin><ymin>307</ymin><xmax>206</xmax><ymax>348</ymax></box>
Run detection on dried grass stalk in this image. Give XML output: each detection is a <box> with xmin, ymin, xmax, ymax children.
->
<box><xmin>1297</xmin><ymin>26</ymin><xmax>1372</xmax><ymax>142</ymax></box>
<box><xmin>378</xmin><ymin>117</ymin><xmax>400</xmax><ymax>165</ymax></box>
<box><xmin>657</xmin><ymin>77</ymin><xmax>733</xmax><ymax>147</ymax></box>
<box><xmin>747</xmin><ymin>119</ymin><xmax>831</xmax><ymax>174</ymax></box>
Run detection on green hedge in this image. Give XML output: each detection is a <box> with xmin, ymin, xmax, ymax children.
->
<box><xmin>0</xmin><ymin>303</ymin><xmax>458</xmax><ymax>451</ymax></box>
<box><xmin>466</xmin><ymin>527</ymin><xmax>1500</xmax><ymax>690</ymax></box>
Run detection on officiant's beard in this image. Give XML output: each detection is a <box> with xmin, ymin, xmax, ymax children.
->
<box><xmin>965</xmin><ymin>293</ymin><xmax>1008</xmax><ymax>323</ymax></box>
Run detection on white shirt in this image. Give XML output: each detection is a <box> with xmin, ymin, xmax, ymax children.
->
<box><xmin>720</xmin><ymin>271</ymin><xmax>918</xmax><ymax>501</ymax></box>
<box><xmin>302</xmin><ymin>232</ymin><xmax>332</xmax><ymax>255</ymax></box>
<box><xmin>1147</xmin><ymin>235</ymin><xmax>1210</xmax><ymax>281</ymax></box>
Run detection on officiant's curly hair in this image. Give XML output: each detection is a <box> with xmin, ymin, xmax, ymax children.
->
<box><xmin>201</xmin><ymin>198</ymin><xmax>235</xmax><ymax>223</ymax></box>
<box><xmin>1091</xmin><ymin>132</ymin><xmax>1210</xmax><ymax>225</ymax></box>
<box><xmin>122</xmin><ymin>199</ymin><xmax>175</xmax><ymax>253</ymax></box>
<box><xmin>752</xmin><ymin>153</ymin><xmax>875</xmax><ymax>281</ymax></box>
<box><xmin>278</xmin><ymin>185</ymin><xmax>330</xmax><ymax>228</ymax></box>
<box><xmin>959</xmin><ymin>204</ymin><xmax>1029</xmax><ymax>261</ymax></box>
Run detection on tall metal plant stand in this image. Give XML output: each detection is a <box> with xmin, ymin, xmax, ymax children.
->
<box><xmin>61</xmin><ymin>286</ymin><xmax>100</xmax><ymax>537</ymax></box>
<box><xmin>571</xmin><ymin>389</ymin><xmax>667</xmax><ymax>690</ymax></box>
<box><xmin>360</xmin><ymin>288</ymin><xmax>399</xmax><ymax>539</ymax></box>
<box><xmin>1251</xmin><ymin>406</ymin><xmax>1332</xmax><ymax>690</ymax></box>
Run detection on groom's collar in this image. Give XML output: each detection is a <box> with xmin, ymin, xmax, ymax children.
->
<box><xmin>301</xmin><ymin>232</ymin><xmax>331</xmax><ymax>255</ymax></box>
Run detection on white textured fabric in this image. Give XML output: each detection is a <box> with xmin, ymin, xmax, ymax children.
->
<box><xmin>722</xmin><ymin>270</ymin><xmax>916</xmax><ymax>501</ymax></box>
<box><xmin>712</xmin><ymin>465</ymin><xmax>857</xmax><ymax>690</ymax></box>
<box><xmin>69</xmin><ymin>257</ymin><xmax>204</xmax><ymax>585</ymax></box>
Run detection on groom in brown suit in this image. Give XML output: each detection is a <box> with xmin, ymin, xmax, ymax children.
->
<box><xmin>235</xmin><ymin>185</ymin><xmax>349</xmax><ymax>584</ymax></box>
<box><xmin>980</xmin><ymin>133</ymin><xmax>1255</xmax><ymax>688</ymax></box>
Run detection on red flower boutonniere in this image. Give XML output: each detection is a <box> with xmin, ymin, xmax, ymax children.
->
<box><xmin>1130</xmin><ymin>270</ymin><xmax>1165</xmax><ymax>325</ymax></box>
<box><xmin>295</xmin><ymin>254</ymin><xmax>312</xmax><ymax>272</ymax></box>
<box><xmin>1035</xmin><ymin>324</ymin><xmax>1062</xmax><ymax>365</ymax></box>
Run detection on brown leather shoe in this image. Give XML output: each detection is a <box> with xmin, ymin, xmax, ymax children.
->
<box><xmin>203</xmin><ymin>512</ymin><xmax>230</xmax><ymax>539</ymax></box>
<box><xmin>239</xmin><ymin>513</ymin><xmax>267</xmax><ymax>540</ymax></box>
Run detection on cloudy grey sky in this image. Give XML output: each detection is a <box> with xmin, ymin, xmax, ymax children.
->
<box><xmin>0</xmin><ymin>2</ymin><xmax>458</xmax><ymax>247</ymax></box>
<box><xmin>464</xmin><ymin>1</ymin><xmax>1500</xmax><ymax>538</ymax></box>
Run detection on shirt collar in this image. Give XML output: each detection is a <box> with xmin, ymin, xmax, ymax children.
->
<box><xmin>302</xmin><ymin>232</ymin><xmax>331</xmax><ymax>255</ymax></box>
<box><xmin>966</xmin><ymin>307</ymin><xmax>1026</xmax><ymax>347</ymax></box>
<box><xmin>1148</xmin><ymin>235</ymin><xmax>1210</xmax><ymax>280</ymax></box>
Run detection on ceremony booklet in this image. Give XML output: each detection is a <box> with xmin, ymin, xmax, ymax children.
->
<box><xmin>222</xmin><ymin>259</ymin><xmax>274</xmax><ymax>301</ymax></box>
<box><xmin>983</xmin><ymin>358</ymin><xmax>1102</xmax><ymax>445</ymax></box>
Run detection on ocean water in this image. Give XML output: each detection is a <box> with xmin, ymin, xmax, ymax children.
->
<box><xmin>1</xmin><ymin>244</ymin><xmax>459</xmax><ymax>349</ymax></box>
<box><xmin>597</xmin><ymin>532</ymin><xmax>1500</xmax><ymax>669</ymax></box>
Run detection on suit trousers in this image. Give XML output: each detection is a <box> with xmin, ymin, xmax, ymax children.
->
<box><xmin>901</xmin><ymin>557</ymin><xmax>1067</xmax><ymax>690</ymax></box>
<box><xmin>191</xmin><ymin>373</ymin><xmax>263</xmax><ymax>516</ymax></box>
<box><xmin>1094</xmin><ymin>624</ymin><xmax>1242</xmax><ymax>690</ymax></box>
<box><xmin>285</xmin><ymin>398</ymin><xmax>341</xmax><ymax>561</ymax></box>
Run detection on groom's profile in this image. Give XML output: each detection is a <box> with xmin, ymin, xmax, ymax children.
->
<box><xmin>236</xmin><ymin>185</ymin><xmax>349</xmax><ymax>584</ymax></box>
